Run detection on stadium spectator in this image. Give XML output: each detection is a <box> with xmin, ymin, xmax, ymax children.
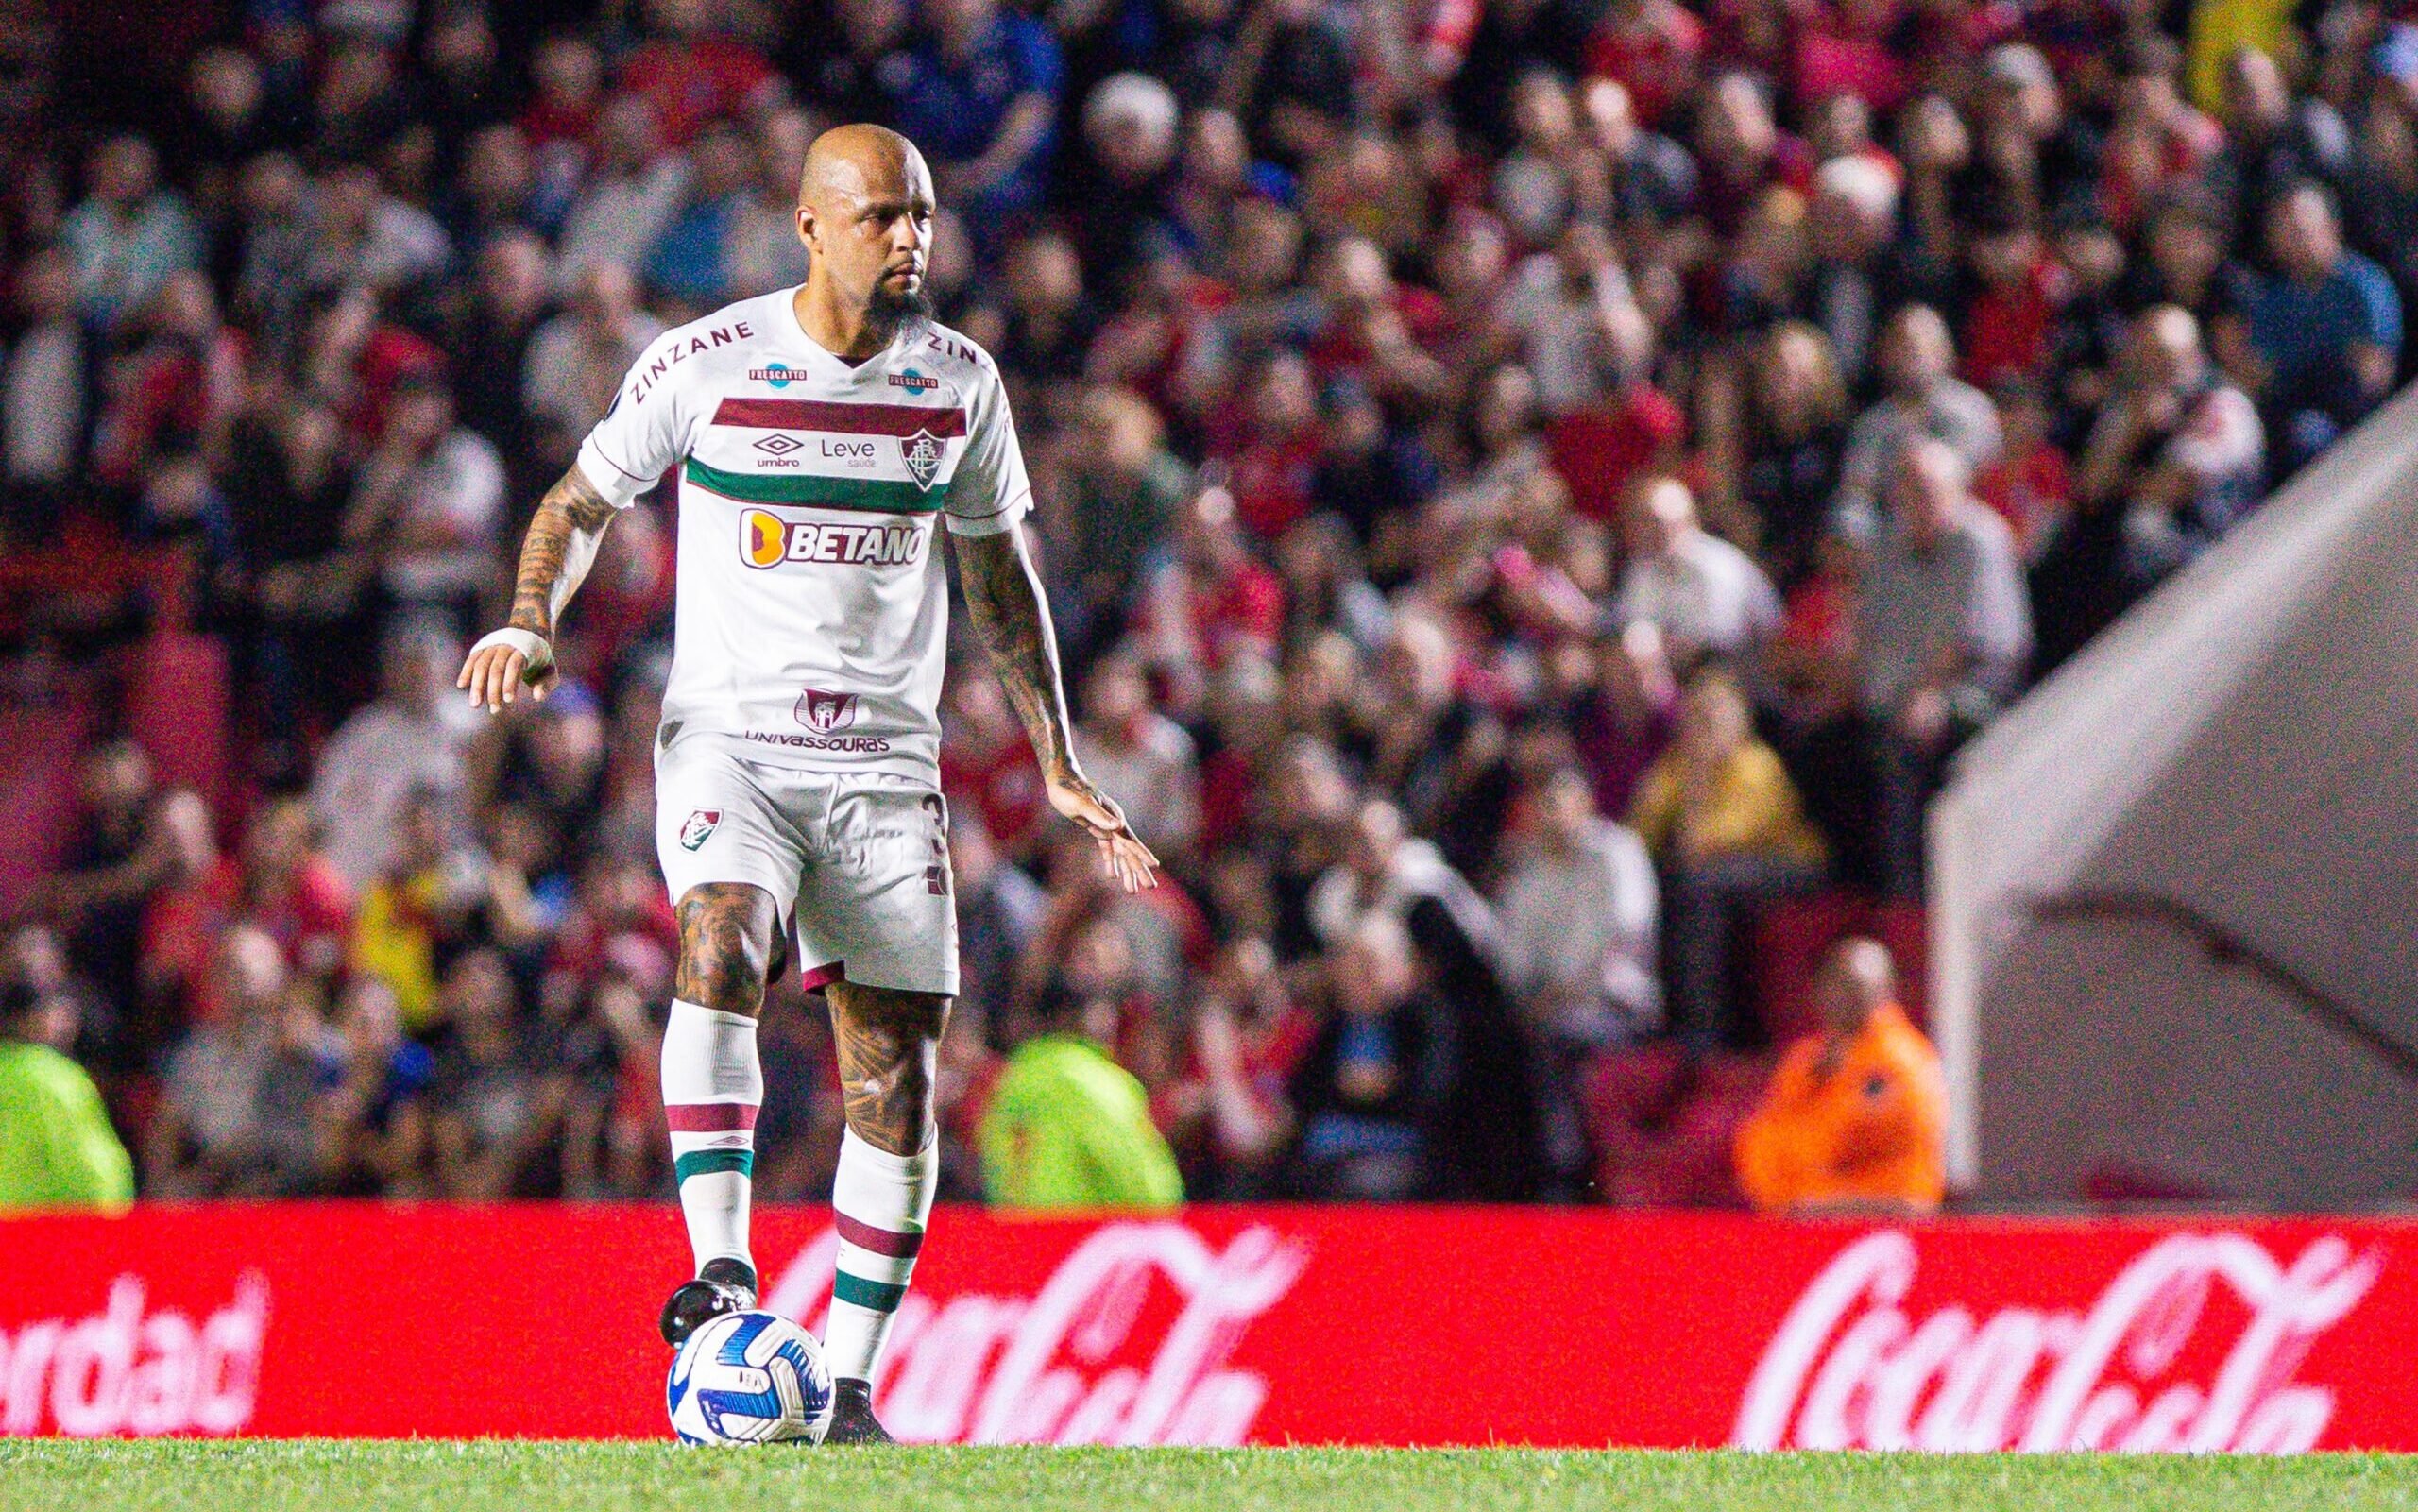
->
<box><xmin>979</xmin><ymin>925</ymin><xmax>1184</xmax><ymax>1210</ymax></box>
<box><xmin>619</xmin><ymin>0</ymin><xmax>785</xmax><ymax>151</ymax></box>
<box><xmin>0</xmin><ymin>978</ymin><xmax>133</xmax><ymax>1213</ymax></box>
<box><xmin>1713</xmin><ymin>321</ymin><xmax>1850</xmax><ymax>586</ymax></box>
<box><xmin>1856</xmin><ymin>436</ymin><xmax>2033</xmax><ymax>892</ymax></box>
<box><xmin>1614</xmin><ymin>476</ymin><xmax>1780</xmax><ymax>665</ymax></box>
<box><xmin>310</xmin><ymin>625</ymin><xmax>473</xmax><ymax>889</ymax></box>
<box><xmin>1833</xmin><ymin>305</ymin><xmax>2003</xmax><ymax>529</ymax></box>
<box><xmin>890</xmin><ymin>0</ymin><xmax>1065</xmax><ymax>235</ymax></box>
<box><xmin>1733</xmin><ymin>936</ymin><xmax>1948</xmax><ymax>1215</ymax></box>
<box><xmin>3</xmin><ymin>247</ymin><xmax>87</xmax><ymax>524</ymax></box>
<box><xmin>1155</xmin><ymin>935</ymin><xmax>1309</xmax><ymax>1198</ymax></box>
<box><xmin>1306</xmin><ymin>797</ymin><xmax>1492</xmax><ymax>959</ymax></box>
<box><xmin>42</xmin><ymin>740</ymin><xmax>174</xmax><ymax>1023</ymax></box>
<box><xmin>2036</xmin><ymin>307</ymin><xmax>2263</xmax><ymax>670</ymax></box>
<box><xmin>60</xmin><ymin>134</ymin><xmax>199</xmax><ymax>332</ymax></box>
<box><xmin>1079</xmin><ymin>651</ymin><xmax>1202</xmax><ymax>871</ymax></box>
<box><xmin>2225</xmin><ymin>182</ymin><xmax>2401</xmax><ymax>469</ymax></box>
<box><xmin>644</xmin><ymin>118</ymin><xmax>758</xmax><ymax>313</ymax></box>
<box><xmin>555</xmin><ymin>95</ymin><xmax>692</xmax><ymax>292</ymax></box>
<box><xmin>1282</xmin><ymin>911</ymin><xmax>1447</xmax><ymax>1200</ymax></box>
<box><xmin>310</xmin><ymin>976</ymin><xmax>434</xmax><ymax>1198</ymax></box>
<box><xmin>145</xmin><ymin>926</ymin><xmax>324</xmax><ymax>1198</ymax></box>
<box><xmin>523</xmin><ymin>262</ymin><xmax>665</xmax><ymax>462</ymax></box>
<box><xmin>429</xmin><ymin>948</ymin><xmax>569</xmax><ymax>1200</ymax></box>
<box><xmin>1050</xmin><ymin>387</ymin><xmax>1192</xmax><ymax>672</ymax></box>
<box><xmin>1631</xmin><ymin>664</ymin><xmax>1825</xmax><ymax>1044</ymax></box>
<box><xmin>1496</xmin><ymin>766</ymin><xmax>1660</xmax><ymax>1182</ymax></box>
<box><xmin>1497</xmin><ymin>767</ymin><xmax>1660</xmax><ymax>1052</ymax></box>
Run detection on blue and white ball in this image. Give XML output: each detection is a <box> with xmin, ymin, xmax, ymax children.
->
<box><xmin>667</xmin><ymin>1310</ymin><xmax>834</xmax><ymax>1446</ymax></box>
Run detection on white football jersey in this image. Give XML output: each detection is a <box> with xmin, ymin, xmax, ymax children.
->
<box><xmin>575</xmin><ymin>288</ymin><xmax>1030</xmax><ymax>781</ymax></box>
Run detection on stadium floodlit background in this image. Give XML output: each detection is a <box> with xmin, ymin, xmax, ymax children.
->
<box><xmin>5</xmin><ymin>0</ymin><xmax>2418</xmax><ymax>1485</ymax></box>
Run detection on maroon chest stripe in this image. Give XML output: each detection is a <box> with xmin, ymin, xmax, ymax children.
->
<box><xmin>713</xmin><ymin>397</ymin><xmax>967</xmax><ymax>437</ymax></box>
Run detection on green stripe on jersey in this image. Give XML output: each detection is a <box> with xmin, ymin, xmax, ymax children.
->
<box><xmin>673</xmin><ymin>1149</ymin><xmax>755</xmax><ymax>1182</ymax></box>
<box><xmin>831</xmin><ymin>1270</ymin><xmax>909</xmax><ymax>1313</ymax></box>
<box><xmin>686</xmin><ymin>459</ymin><xmax>948</xmax><ymax>513</ymax></box>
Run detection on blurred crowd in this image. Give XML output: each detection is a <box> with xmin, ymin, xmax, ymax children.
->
<box><xmin>0</xmin><ymin>0</ymin><xmax>2403</xmax><ymax>1208</ymax></box>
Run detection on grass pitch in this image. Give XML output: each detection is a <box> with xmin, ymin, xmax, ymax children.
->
<box><xmin>3</xmin><ymin>1441</ymin><xmax>2414</xmax><ymax>1511</ymax></box>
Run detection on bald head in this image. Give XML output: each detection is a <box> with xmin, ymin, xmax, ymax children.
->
<box><xmin>1816</xmin><ymin>936</ymin><xmax>1897</xmax><ymax>1035</ymax></box>
<box><xmin>799</xmin><ymin>123</ymin><xmax>927</xmax><ymax>212</ymax></box>
<box><xmin>794</xmin><ymin>124</ymin><xmax>936</xmax><ymax>344</ymax></box>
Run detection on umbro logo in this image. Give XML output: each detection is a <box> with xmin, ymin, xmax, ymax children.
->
<box><xmin>753</xmin><ymin>433</ymin><xmax>804</xmax><ymax>456</ymax></box>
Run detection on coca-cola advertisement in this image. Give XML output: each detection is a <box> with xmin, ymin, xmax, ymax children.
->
<box><xmin>3</xmin><ymin>1206</ymin><xmax>2413</xmax><ymax>1447</ymax></box>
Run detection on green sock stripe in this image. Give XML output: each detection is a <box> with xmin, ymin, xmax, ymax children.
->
<box><xmin>674</xmin><ymin>1149</ymin><xmax>755</xmax><ymax>1182</ymax></box>
<box><xmin>832</xmin><ymin>1270</ymin><xmax>908</xmax><ymax>1313</ymax></box>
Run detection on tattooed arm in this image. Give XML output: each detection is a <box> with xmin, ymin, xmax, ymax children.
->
<box><xmin>457</xmin><ymin>465</ymin><xmax>620</xmax><ymax>712</ymax></box>
<box><xmin>953</xmin><ymin>521</ymin><xmax>1160</xmax><ymax>892</ymax></box>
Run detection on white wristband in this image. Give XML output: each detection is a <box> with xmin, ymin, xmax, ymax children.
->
<box><xmin>470</xmin><ymin>627</ymin><xmax>553</xmax><ymax>678</ymax></box>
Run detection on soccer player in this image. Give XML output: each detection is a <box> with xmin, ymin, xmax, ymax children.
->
<box><xmin>457</xmin><ymin>125</ymin><xmax>1159</xmax><ymax>1443</ymax></box>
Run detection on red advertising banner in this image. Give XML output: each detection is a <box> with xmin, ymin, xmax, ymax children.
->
<box><xmin>0</xmin><ymin>1205</ymin><xmax>2409</xmax><ymax>1450</ymax></box>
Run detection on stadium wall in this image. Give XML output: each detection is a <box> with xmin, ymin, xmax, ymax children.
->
<box><xmin>0</xmin><ymin>1204</ymin><xmax>2409</xmax><ymax>1450</ymax></box>
<box><xmin>1930</xmin><ymin>382</ymin><xmax>2418</xmax><ymax>1204</ymax></box>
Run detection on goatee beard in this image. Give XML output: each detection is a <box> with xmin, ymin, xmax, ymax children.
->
<box><xmin>867</xmin><ymin>282</ymin><xmax>934</xmax><ymax>335</ymax></box>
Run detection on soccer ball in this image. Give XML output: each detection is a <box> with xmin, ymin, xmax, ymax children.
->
<box><xmin>666</xmin><ymin>1310</ymin><xmax>835</xmax><ymax>1446</ymax></box>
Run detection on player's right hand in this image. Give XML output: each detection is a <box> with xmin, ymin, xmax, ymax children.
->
<box><xmin>458</xmin><ymin>636</ymin><xmax>557</xmax><ymax>713</ymax></box>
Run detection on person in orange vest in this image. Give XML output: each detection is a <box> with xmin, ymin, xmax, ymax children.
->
<box><xmin>1734</xmin><ymin>936</ymin><xmax>1948</xmax><ymax>1214</ymax></box>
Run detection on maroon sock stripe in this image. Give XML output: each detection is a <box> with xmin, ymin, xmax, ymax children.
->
<box><xmin>713</xmin><ymin>398</ymin><xmax>967</xmax><ymax>437</ymax></box>
<box><xmin>665</xmin><ymin>1102</ymin><xmax>760</xmax><ymax>1133</ymax></box>
<box><xmin>834</xmin><ymin>1211</ymin><xmax>923</xmax><ymax>1259</ymax></box>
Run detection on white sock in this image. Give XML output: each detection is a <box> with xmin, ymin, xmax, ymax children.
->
<box><xmin>661</xmin><ymin>999</ymin><xmax>762</xmax><ymax>1275</ymax></box>
<box><xmin>823</xmin><ymin>1127</ymin><xmax>936</xmax><ymax>1383</ymax></box>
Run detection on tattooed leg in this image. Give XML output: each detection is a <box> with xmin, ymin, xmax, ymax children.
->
<box><xmin>662</xmin><ymin>883</ymin><xmax>778</xmax><ymax>1291</ymax></box>
<box><xmin>673</xmin><ymin>882</ymin><xmax>777</xmax><ymax>1019</ymax></box>
<box><xmin>823</xmin><ymin>977</ymin><xmax>947</xmax><ymax>1387</ymax></box>
<box><xmin>825</xmin><ymin>979</ymin><xmax>949</xmax><ymax>1154</ymax></box>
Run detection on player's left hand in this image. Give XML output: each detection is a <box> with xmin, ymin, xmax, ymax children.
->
<box><xmin>1045</xmin><ymin>770</ymin><xmax>1160</xmax><ymax>892</ymax></box>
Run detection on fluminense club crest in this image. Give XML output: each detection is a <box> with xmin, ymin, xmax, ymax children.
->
<box><xmin>899</xmin><ymin>428</ymin><xmax>945</xmax><ymax>492</ymax></box>
<box><xmin>678</xmin><ymin>809</ymin><xmax>722</xmax><ymax>851</ymax></box>
<box><xmin>795</xmin><ymin>688</ymin><xmax>859</xmax><ymax>732</ymax></box>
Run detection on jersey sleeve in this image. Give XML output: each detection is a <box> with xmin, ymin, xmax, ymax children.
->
<box><xmin>574</xmin><ymin>331</ymin><xmax>695</xmax><ymax>510</ymax></box>
<box><xmin>945</xmin><ymin>358</ymin><xmax>1033</xmax><ymax>537</ymax></box>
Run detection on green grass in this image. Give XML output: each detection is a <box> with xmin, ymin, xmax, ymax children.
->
<box><xmin>3</xmin><ymin>1443</ymin><xmax>2415</xmax><ymax>1512</ymax></box>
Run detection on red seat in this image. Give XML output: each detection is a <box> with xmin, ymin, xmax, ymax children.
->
<box><xmin>128</xmin><ymin>630</ymin><xmax>230</xmax><ymax>814</ymax></box>
<box><xmin>1584</xmin><ymin>1046</ymin><xmax>1774</xmax><ymax>1208</ymax></box>
<box><xmin>1750</xmin><ymin>892</ymin><xmax>1934</xmax><ymax>1038</ymax></box>
<box><xmin>1750</xmin><ymin>890</ymin><xmax>1865</xmax><ymax>1043</ymax></box>
<box><xmin>1873</xmin><ymin>900</ymin><xmax>1930</xmax><ymax>1028</ymax></box>
<box><xmin>0</xmin><ymin>707</ymin><xmax>84</xmax><ymax>916</ymax></box>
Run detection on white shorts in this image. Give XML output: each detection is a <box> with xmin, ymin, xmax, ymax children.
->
<box><xmin>655</xmin><ymin>740</ymin><xmax>959</xmax><ymax>997</ymax></box>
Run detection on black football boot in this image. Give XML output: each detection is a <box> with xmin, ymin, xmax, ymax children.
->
<box><xmin>821</xmin><ymin>1378</ymin><xmax>894</xmax><ymax>1445</ymax></box>
<box><xmin>658</xmin><ymin>1256</ymin><xmax>758</xmax><ymax>1348</ymax></box>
